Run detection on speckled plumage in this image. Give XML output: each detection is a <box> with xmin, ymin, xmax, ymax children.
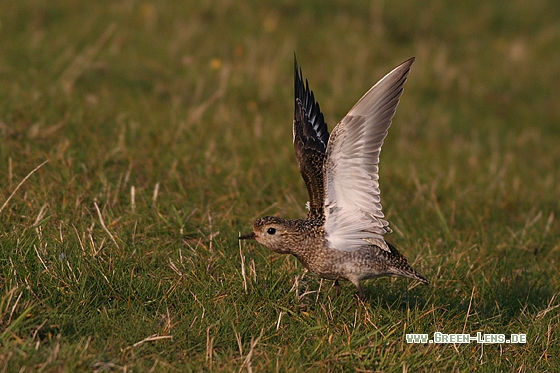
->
<box><xmin>240</xmin><ymin>56</ymin><xmax>429</xmax><ymax>298</ymax></box>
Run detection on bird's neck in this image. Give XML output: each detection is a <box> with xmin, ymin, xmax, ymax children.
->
<box><xmin>283</xmin><ymin>218</ymin><xmax>324</xmax><ymax>258</ymax></box>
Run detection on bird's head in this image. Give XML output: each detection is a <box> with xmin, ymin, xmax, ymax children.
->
<box><xmin>239</xmin><ymin>216</ymin><xmax>295</xmax><ymax>254</ymax></box>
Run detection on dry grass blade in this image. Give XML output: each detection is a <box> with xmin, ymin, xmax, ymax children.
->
<box><xmin>239</xmin><ymin>233</ymin><xmax>248</xmax><ymax>294</ymax></box>
<box><xmin>132</xmin><ymin>334</ymin><xmax>173</xmax><ymax>348</ymax></box>
<box><xmin>239</xmin><ymin>329</ymin><xmax>263</xmax><ymax>373</ymax></box>
<box><xmin>93</xmin><ymin>201</ymin><xmax>120</xmax><ymax>249</ymax></box>
<box><xmin>0</xmin><ymin>160</ymin><xmax>48</xmax><ymax>214</ymax></box>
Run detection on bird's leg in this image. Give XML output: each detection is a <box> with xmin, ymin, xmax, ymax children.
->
<box><xmin>349</xmin><ymin>278</ymin><xmax>366</xmax><ymax>300</ymax></box>
<box><xmin>356</xmin><ymin>283</ymin><xmax>365</xmax><ymax>300</ymax></box>
<box><xmin>334</xmin><ymin>280</ymin><xmax>341</xmax><ymax>298</ymax></box>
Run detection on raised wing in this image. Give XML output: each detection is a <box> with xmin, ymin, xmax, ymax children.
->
<box><xmin>323</xmin><ymin>58</ymin><xmax>414</xmax><ymax>252</ymax></box>
<box><xmin>293</xmin><ymin>55</ymin><xmax>330</xmax><ymax>219</ymax></box>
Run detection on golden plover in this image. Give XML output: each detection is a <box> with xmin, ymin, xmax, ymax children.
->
<box><xmin>240</xmin><ymin>56</ymin><xmax>429</xmax><ymax>298</ymax></box>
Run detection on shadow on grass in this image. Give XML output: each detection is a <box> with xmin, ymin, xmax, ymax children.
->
<box><xmin>477</xmin><ymin>270</ymin><xmax>555</xmax><ymax>323</ymax></box>
<box><xmin>360</xmin><ymin>267</ymin><xmax>556</xmax><ymax>325</ymax></box>
<box><xmin>361</xmin><ymin>279</ymin><xmax>431</xmax><ymax>311</ymax></box>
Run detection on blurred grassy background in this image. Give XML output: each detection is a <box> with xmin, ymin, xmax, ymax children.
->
<box><xmin>1</xmin><ymin>0</ymin><xmax>559</xmax><ymax>371</ymax></box>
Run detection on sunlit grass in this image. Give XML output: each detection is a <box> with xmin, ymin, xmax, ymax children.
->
<box><xmin>1</xmin><ymin>0</ymin><xmax>559</xmax><ymax>371</ymax></box>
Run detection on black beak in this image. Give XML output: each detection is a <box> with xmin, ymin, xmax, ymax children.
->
<box><xmin>238</xmin><ymin>232</ymin><xmax>256</xmax><ymax>240</ymax></box>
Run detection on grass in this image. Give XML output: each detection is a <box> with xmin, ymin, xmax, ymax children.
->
<box><xmin>1</xmin><ymin>0</ymin><xmax>559</xmax><ymax>371</ymax></box>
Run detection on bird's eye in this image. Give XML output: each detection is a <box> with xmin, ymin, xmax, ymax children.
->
<box><xmin>267</xmin><ymin>227</ymin><xmax>276</xmax><ymax>235</ymax></box>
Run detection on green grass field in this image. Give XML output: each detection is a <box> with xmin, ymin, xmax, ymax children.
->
<box><xmin>1</xmin><ymin>0</ymin><xmax>559</xmax><ymax>371</ymax></box>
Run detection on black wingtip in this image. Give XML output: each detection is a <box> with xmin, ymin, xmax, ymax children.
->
<box><xmin>294</xmin><ymin>53</ymin><xmax>303</xmax><ymax>108</ymax></box>
<box><xmin>294</xmin><ymin>52</ymin><xmax>299</xmax><ymax>84</ymax></box>
<box><xmin>294</xmin><ymin>52</ymin><xmax>301</xmax><ymax>73</ymax></box>
<box><xmin>292</xmin><ymin>54</ymin><xmax>329</xmax><ymax>149</ymax></box>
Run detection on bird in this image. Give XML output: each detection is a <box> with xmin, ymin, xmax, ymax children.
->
<box><xmin>239</xmin><ymin>55</ymin><xmax>429</xmax><ymax>299</ymax></box>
